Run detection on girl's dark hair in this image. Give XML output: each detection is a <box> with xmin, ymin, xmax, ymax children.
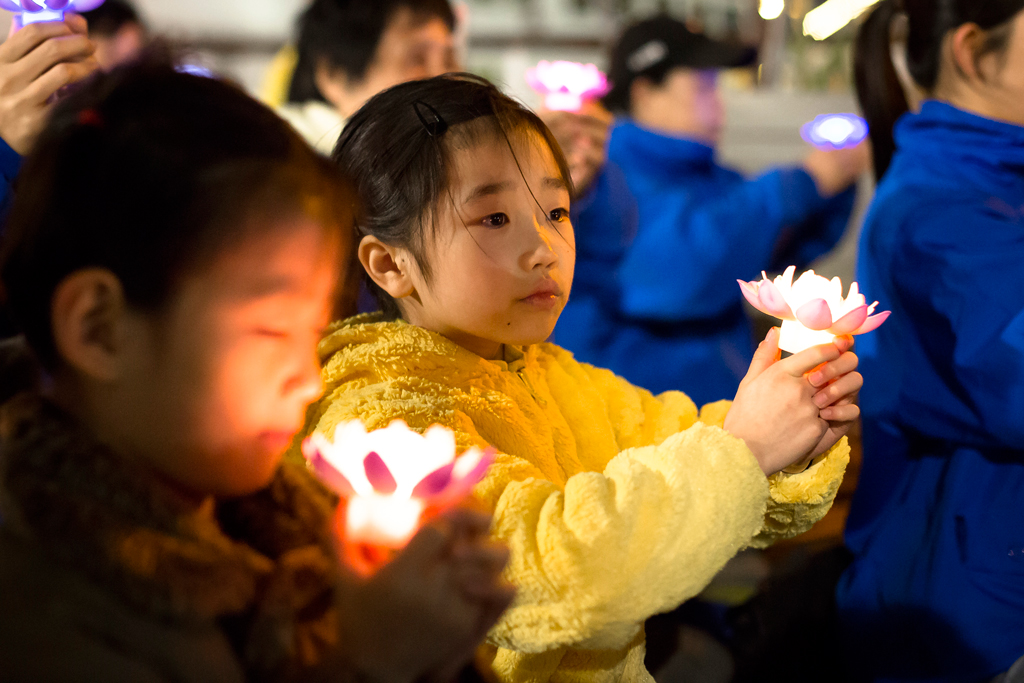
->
<box><xmin>856</xmin><ymin>0</ymin><xmax>1024</xmax><ymax>179</ymax></box>
<box><xmin>333</xmin><ymin>73</ymin><xmax>574</xmax><ymax>320</ymax></box>
<box><xmin>288</xmin><ymin>0</ymin><xmax>456</xmax><ymax>104</ymax></box>
<box><xmin>0</xmin><ymin>55</ymin><xmax>354</xmax><ymax>368</ymax></box>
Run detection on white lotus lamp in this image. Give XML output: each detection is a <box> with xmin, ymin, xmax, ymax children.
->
<box><xmin>738</xmin><ymin>266</ymin><xmax>890</xmax><ymax>354</ymax></box>
<box><xmin>526</xmin><ymin>60</ymin><xmax>610</xmax><ymax>112</ymax></box>
<box><xmin>303</xmin><ymin>420</ymin><xmax>494</xmax><ymax>551</ymax></box>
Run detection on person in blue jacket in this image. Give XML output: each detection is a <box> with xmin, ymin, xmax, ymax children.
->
<box><xmin>555</xmin><ymin>15</ymin><xmax>868</xmax><ymax>406</ymax></box>
<box><xmin>0</xmin><ymin>15</ymin><xmax>99</xmax><ymax>337</ymax></box>
<box><xmin>837</xmin><ymin>1</ymin><xmax>1024</xmax><ymax>680</ymax></box>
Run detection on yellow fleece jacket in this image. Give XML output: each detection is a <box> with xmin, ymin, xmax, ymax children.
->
<box><xmin>296</xmin><ymin>315</ymin><xmax>849</xmax><ymax>683</ymax></box>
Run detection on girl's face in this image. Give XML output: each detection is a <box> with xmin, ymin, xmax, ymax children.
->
<box><xmin>399</xmin><ymin>131</ymin><xmax>575</xmax><ymax>359</ymax></box>
<box><xmin>110</xmin><ymin>218</ymin><xmax>342</xmax><ymax>498</ymax></box>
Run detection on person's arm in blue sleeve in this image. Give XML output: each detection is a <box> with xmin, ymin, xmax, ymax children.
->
<box><xmin>770</xmin><ymin>184</ymin><xmax>857</xmax><ymax>271</ymax></box>
<box><xmin>895</xmin><ymin>204</ymin><xmax>1024</xmax><ymax>448</ymax></box>
<box><xmin>0</xmin><ymin>136</ymin><xmax>21</xmax><ymax>222</ymax></box>
<box><xmin>617</xmin><ymin>166</ymin><xmax>830</xmax><ymax>322</ymax></box>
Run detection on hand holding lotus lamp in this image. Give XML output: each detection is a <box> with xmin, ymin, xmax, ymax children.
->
<box><xmin>738</xmin><ymin>266</ymin><xmax>890</xmax><ymax>354</ymax></box>
<box><xmin>526</xmin><ymin>60</ymin><xmax>611</xmax><ymax>113</ymax></box>
<box><xmin>303</xmin><ymin>420</ymin><xmax>494</xmax><ymax>575</ymax></box>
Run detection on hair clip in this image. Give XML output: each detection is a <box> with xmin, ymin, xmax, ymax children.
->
<box><xmin>77</xmin><ymin>108</ymin><xmax>103</xmax><ymax>128</ymax></box>
<box><xmin>412</xmin><ymin>100</ymin><xmax>448</xmax><ymax>138</ymax></box>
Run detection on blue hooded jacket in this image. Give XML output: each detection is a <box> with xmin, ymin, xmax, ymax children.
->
<box><xmin>837</xmin><ymin>101</ymin><xmax>1024</xmax><ymax>682</ymax></box>
<box><xmin>555</xmin><ymin>119</ymin><xmax>855</xmax><ymax>405</ymax></box>
<box><xmin>0</xmin><ymin>137</ymin><xmax>21</xmax><ymax>339</ymax></box>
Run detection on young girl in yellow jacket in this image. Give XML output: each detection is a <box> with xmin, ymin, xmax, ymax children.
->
<box><xmin>297</xmin><ymin>74</ymin><xmax>863</xmax><ymax>683</ymax></box>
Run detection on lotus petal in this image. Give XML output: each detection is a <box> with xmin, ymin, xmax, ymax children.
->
<box><xmin>757</xmin><ymin>280</ymin><xmax>795</xmax><ymax>319</ymax></box>
<box><xmin>412</xmin><ymin>462</ymin><xmax>455</xmax><ymax>498</ymax></box>
<box><xmin>20</xmin><ymin>0</ymin><xmax>42</xmax><ymax>10</ymax></box>
<box><xmin>853</xmin><ymin>311</ymin><xmax>891</xmax><ymax>335</ymax></box>
<box><xmin>776</xmin><ymin>265</ymin><xmax>796</xmax><ymax>290</ymax></box>
<box><xmin>0</xmin><ymin>0</ymin><xmax>22</xmax><ymax>11</ymax></box>
<box><xmin>738</xmin><ymin>280</ymin><xmax>762</xmax><ymax>310</ymax></box>
<box><xmin>306</xmin><ymin>449</ymin><xmax>356</xmax><ymax>498</ymax></box>
<box><xmin>363</xmin><ymin>451</ymin><xmax>397</xmax><ymax>494</ymax></box>
<box><xmin>795</xmin><ymin>299</ymin><xmax>835</xmax><ymax>331</ymax></box>
<box><xmin>830</xmin><ymin>304</ymin><xmax>869</xmax><ymax>335</ymax></box>
<box><xmin>440</xmin><ymin>449</ymin><xmax>496</xmax><ymax>501</ymax></box>
<box><xmin>46</xmin><ymin>0</ymin><xmax>70</xmax><ymax>9</ymax></box>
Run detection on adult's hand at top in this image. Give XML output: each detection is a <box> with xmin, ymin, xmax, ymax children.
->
<box><xmin>0</xmin><ymin>15</ymin><xmax>98</xmax><ymax>155</ymax></box>
<box><xmin>540</xmin><ymin>100</ymin><xmax>613</xmax><ymax>196</ymax></box>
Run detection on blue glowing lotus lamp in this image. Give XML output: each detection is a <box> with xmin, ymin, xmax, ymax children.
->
<box><xmin>1</xmin><ymin>0</ymin><xmax>105</xmax><ymax>26</ymax></box>
<box><xmin>801</xmin><ymin>113</ymin><xmax>869</xmax><ymax>151</ymax></box>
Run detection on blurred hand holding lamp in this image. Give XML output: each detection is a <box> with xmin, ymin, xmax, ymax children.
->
<box><xmin>526</xmin><ymin>60</ymin><xmax>611</xmax><ymax>112</ymax></box>
<box><xmin>738</xmin><ymin>266</ymin><xmax>890</xmax><ymax>354</ymax></box>
<box><xmin>801</xmin><ymin>113</ymin><xmax>868</xmax><ymax>150</ymax></box>
<box><xmin>303</xmin><ymin>420</ymin><xmax>494</xmax><ymax>575</ymax></box>
<box><xmin>1</xmin><ymin>0</ymin><xmax>104</xmax><ymax>25</ymax></box>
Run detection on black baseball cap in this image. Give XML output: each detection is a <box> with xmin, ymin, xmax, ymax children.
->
<box><xmin>605</xmin><ymin>14</ymin><xmax>758</xmax><ymax>111</ymax></box>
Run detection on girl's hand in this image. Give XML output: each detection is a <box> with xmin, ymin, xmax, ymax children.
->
<box><xmin>724</xmin><ymin>328</ymin><xmax>860</xmax><ymax>476</ymax></box>
<box><xmin>334</xmin><ymin>507</ymin><xmax>514</xmax><ymax>683</ymax></box>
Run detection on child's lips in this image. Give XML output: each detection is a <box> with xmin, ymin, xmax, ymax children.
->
<box><xmin>521</xmin><ymin>281</ymin><xmax>563</xmax><ymax>308</ymax></box>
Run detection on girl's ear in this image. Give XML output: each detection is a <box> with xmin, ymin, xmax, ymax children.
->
<box><xmin>359</xmin><ymin>235</ymin><xmax>417</xmax><ymax>300</ymax></box>
<box><xmin>50</xmin><ymin>269</ymin><xmax>130</xmax><ymax>382</ymax></box>
<box><xmin>948</xmin><ymin>23</ymin><xmax>986</xmax><ymax>83</ymax></box>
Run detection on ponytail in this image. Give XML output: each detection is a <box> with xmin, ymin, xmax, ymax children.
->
<box><xmin>855</xmin><ymin>0</ymin><xmax>1024</xmax><ymax>181</ymax></box>
<box><xmin>855</xmin><ymin>0</ymin><xmax>909</xmax><ymax>181</ymax></box>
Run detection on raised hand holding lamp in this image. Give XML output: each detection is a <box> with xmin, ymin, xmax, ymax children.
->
<box><xmin>303</xmin><ymin>420</ymin><xmax>494</xmax><ymax>576</ymax></box>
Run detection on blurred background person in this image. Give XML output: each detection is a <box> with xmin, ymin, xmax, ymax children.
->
<box><xmin>555</xmin><ymin>14</ymin><xmax>870</xmax><ymax>407</ymax></box>
<box><xmin>272</xmin><ymin>0</ymin><xmax>458</xmax><ymax>154</ymax></box>
<box><xmin>839</xmin><ymin>1</ymin><xmax>1024</xmax><ymax>680</ymax></box>
<box><xmin>80</xmin><ymin>0</ymin><xmax>146</xmax><ymax>70</ymax></box>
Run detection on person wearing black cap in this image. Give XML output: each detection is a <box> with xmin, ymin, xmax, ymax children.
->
<box><xmin>556</xmin><ymin>14</ymin><xmax>869</xmax><ymax>406</ymax></box>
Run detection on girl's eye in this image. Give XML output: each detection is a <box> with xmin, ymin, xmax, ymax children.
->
<box><xmin>484</xmin><ymin>213</ymin><xmax>509</xmax><ymax>228</ymax></box>
<box><xmin>253</xmin><ymin>328</ymin><xmax>289</xmax><ymax>339</ymax></box>
<box><xmin>549</xmin><ymin>208</ymin><xmax>569</xmax><ymax>222</ymax></box>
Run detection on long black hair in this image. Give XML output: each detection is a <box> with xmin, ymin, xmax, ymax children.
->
<box><xmin>333</xmin><ymin>73</ymin><xmax>574</xmax><ymax>320</ymax></box>
<box><xmin>0</xmin><ymin>56</ymin><xmax>353</xmax><ymax>368</ymax></box>
<box><xmin>855</xmin><ymin>0</ymin><xmax>1024</xmax><ymax>179</ymax></box>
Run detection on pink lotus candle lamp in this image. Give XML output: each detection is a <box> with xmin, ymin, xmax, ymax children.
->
<box><xmin>739</xmin><ymin>266</ymin><xmax>890</xmax><ymax>354</ymax></box>
<box><xmin>526</xmin><ymin>60</ymin><xmax>610</xmax><ymax>112</ymax></box>
<box><xmin>1</xmin><ymin>0</ymin><xmax>104</xmax><ymax>26</ymax></box>
<box><xmin>303</xmin><ymin>420</ymin><xmax>494</xmax><ymax>574</ymax></box>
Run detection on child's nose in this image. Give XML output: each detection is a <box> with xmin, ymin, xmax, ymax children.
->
<box><xmin>288</xmin><ymin>351</ymin><xmax>324</xmax><ymax>405</ymax></box>
<box><xmin>523</xmin><ymin>218</ymin><xmax>558</xmax><ymax>270</ymax></box>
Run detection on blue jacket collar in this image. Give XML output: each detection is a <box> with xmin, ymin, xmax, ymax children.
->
<box><xmin>894</xmin><ymin>101</ymin><xmax>1024</xmax><ymax>194</ymax></box>
<box><xmin>608</xmin><ymin>119</ymin><xmax>716</xmax><ymax>174</ymax></box>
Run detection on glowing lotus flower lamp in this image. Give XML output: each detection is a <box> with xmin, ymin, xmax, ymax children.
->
<box><xmin>738</xmin><ymin>266</ymin><xmax>890</xmax><ymax>354</ymax></box>
<box><xmin>1</xmin><ymin>0</ymin><xmax>104</xmax><ymax>26</ymax></box>
<box><xmin>801</xmin><ymin>113</ymin><xmax>869</xmax><ymax>150</ymax></box>
<box><xmin>303</xmin><ymin>420</ymin><xmax>494</xmax><ymax>571</ymax></box>
<box><xmin>526</xmin><ymin>60</ymin><xmax>611</xmax><ymax>112</ymax></box>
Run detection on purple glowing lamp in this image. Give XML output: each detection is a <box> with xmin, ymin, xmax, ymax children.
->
<box><xmin>526</xmin><ymin>60</ymin><xmax>611</xmax><ymax>112</ymax></box>
<box><xmin>801</xmin><ymin>113</ymin><xmax>869</xmax><ymax>150</ymax></box>
<box><xmin>1</xmin><ymin>0</ymin><xmax>104</xmax><ymax>26</ymax></box>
